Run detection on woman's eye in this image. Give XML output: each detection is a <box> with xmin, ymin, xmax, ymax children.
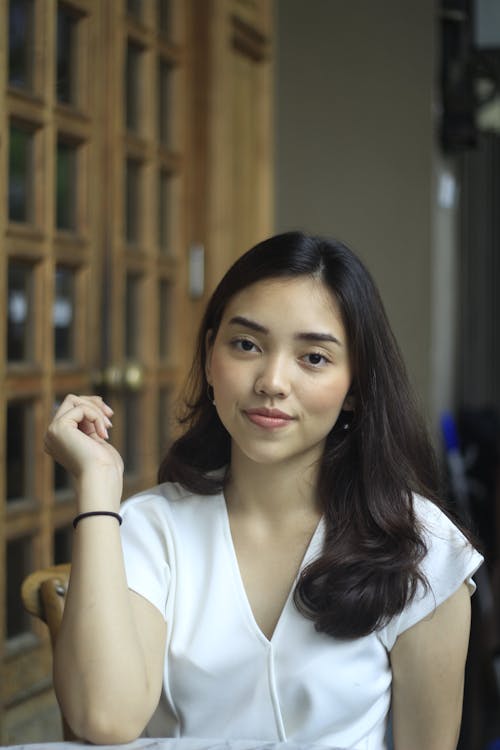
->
<box><xmin>303</xmin><ymin>352</ymin><xmax>329</xmax><ymax>367</ymax></box>
<box><xmin>233</xmin><ymin>338</ymin><xmax>258</xmax><ymax>352</ymax></box>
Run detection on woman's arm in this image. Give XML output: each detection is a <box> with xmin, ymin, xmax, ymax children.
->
<box><xmin>390</xmin><ymin>583</ymin><xmax>471</xmax><ymax>750</ymax></box>
<box><xmin>45</xmin><ymin>395</ymin><xmax>167</xmax><ymax>743</ymax></box>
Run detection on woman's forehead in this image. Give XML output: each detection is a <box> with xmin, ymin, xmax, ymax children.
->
<box><xmin>220</xmin><ymin>276</ymin><xmax>344</xmax><ymax>331</ymax></box>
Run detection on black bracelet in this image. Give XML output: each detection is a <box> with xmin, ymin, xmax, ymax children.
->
<box><xmin>73</xmin><ymin>511</ymin><xmax>123</xmax><ymax>529</ymax></box>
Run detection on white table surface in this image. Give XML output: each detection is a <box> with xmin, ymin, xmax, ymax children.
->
<box><xmin>5</xmin><ymin>738</ymin><xmax>342</xmax><ymax>750</ymax></box>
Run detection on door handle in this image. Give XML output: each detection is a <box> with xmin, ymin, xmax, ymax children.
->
<box><xmin>93</xmin><ymin>362</ymin><xmax>145</xmax><ymax>392</ymax></box>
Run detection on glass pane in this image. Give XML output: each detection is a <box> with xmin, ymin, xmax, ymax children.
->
<box><xmin>125</xmin><ymin>41</ymin><xmax>143</xmax><ymax>132</ymax></box>
<box><xmin>8</xmin><ymin>0</ymin><xmax>35</xmax><ymax>89</ymax></box>
<box><xmin>158</xmin><ymin>0</ymin><xmax>172</xmax><ymax>37</ymax></box>
<box><xmin>158</xmin><ymin>59</ymin><xmax>172</xmax><ymax>146</ymax></box>
<box><xmin>8</xmin><ymin>123</ymin><xmax>33</xmax><ymax>222</ymax></box>
<box><xmin>158</xmin><ymin>170</ymin><xmax>172</xmax><ymax>252</ymax></box>
<box><xmin>54</xmin><ymin>266</ymin><xmax>75</xmax><ymax>362</ymax></box>
<box><xmin>125</xmin><ymin>158</ymin><xmax>141</xmax><ymax>244</ymax></box>
<box><xmin>126</xmin><ymin>0</ymin><xmax>142</xmax><ymax>20</ymax></box>
<box><xmin>125</xmin><ymin>274</ymin><xmax>141</xmax><ymax>360</ymax></box>
<box><xmin>158</xmin><ymin>387</ymin><xmax>172</xmax><ymax>458</ymax></box>
<box><xmin>7</xmin><ymin>537</ymin><xmax>33</xmax><ymax>639</ymax></box>
<box><xmin>158</xmin><ymin>279</ymin><xmax>172</xmax><ymax>359</ymax></box>
<box><xmin>123</xmin><ymin>394</ymin><xmax>139</xmax><ymax>474</ymax></box>
<box><xmin>53</xmin><ymin>397</ymin><xmax>72</xmax><ymax>491</ymax></box>
<box><xmin>8</xmin><ymin>261</ymin><xmax>34</xmax><ymax>363</ymax></box>
<box><xmin>7</xmin><ymin>400</ymin><xmax>33</xmax><ymax>502</ymax></box>
<box><xmin>54</xmin><ymin>462</ymin><xmax>71</xmax><ymax>493</ymax></box>
<box><xmin>56</xmin><ymin>140</ymin><xmax>77</xmax><ymax>230</ymax></box>
<box><xmin>54</xmin><ymin>526</ymin><xmax>72</xmax><ymax>564</ymax></box>
<box><xmin>56</xmin><ymin>4</ymin><xmax>79</xmax><ymax>105</ymax></box>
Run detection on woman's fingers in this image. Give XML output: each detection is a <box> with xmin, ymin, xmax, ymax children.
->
<box><xmin>53</xmin><ymin>394</ymin><xmax>113</xmax><ymax>419</ymax></box>
<box><xmin>78</xmin><ymin>411</ymin><xmax>113</xmax><ymax>440</ymax></box>
<box><xmin>47</xmin><ymin>397</ymin><xmax>113</xmax><ymax>451</ymax></box>
<box><xmin>64</xmin><ymin>404</ymin><xmax>110</xmax><ymax>441</ymax></box>
<box><xmin>52</xmin><ymin>395</ymin><xmax>113</xmax><ymax>439</ymax></box>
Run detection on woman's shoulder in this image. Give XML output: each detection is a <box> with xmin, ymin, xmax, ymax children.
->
<box><xmin>377</xmin><ymin>494</ymin><xmax>483</xmax><ymax>649</ymax></box>
<box><xmin>412</xmin><ymin>494</ymin><xmax>475</xmax><ymax>550</ymax></box>
<box><xmin>411</xmin><ymin>493</ymin><xmax>483</xmax><ymax>581</ymax></box>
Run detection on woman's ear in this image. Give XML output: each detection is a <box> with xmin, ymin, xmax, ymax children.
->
<box><xmin>205</xmin><ymin>329</ymin><xmax>214</xmax><ymax>384</ymax></box>
<box><xmin>342</xmin><ymin>390</ymin><xmax>355</xmax><ymax>412</ymax></box>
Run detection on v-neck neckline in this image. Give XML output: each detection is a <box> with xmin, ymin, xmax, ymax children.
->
<box><xmin>217</xmin><ymin>493</ymin><xmax>324</xmax><ymax>645</ymax></box>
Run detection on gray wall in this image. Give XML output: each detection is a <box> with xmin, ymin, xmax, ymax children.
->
<box><xmin>275</xmin><ymin>0</ymin><xmax>437</xmax><ymax>415</ymax></box>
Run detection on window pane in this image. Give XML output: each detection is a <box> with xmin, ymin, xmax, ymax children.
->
<box><xmin>125</xmin><ymin>42</ymin><xmax>143</xmax><ymax>132</ymax></box>
<box><xmin>7</xmin><ymin>537</ymin><xmax>33</xmax><ymax>639</ymax></box>
<box><xmin>158</xmin><ymin>170</ymin><xmax>172</xmax><ymax>252</ymax></box>
<box><xmin>123</xmin><ymin>394</ymin><xmax>139</xmax><ymax>475</ymax></box>
<box><xmin>56</xmin><ymin>4</ymin><xmax>79</xmax><ymax>105</ymax></box>
<box><xmin>56</xmin><ymin>140</ymin><xmax>77</xmax><ymax>230</ymax></box>
<box><xmin>126</xmin><ymin>0</ymin><xmax>142</xmax><ymax>20</ymax></box>
<box><xmin>54</xmin><ymin>462</ymin><xmax>71</xmax><ymax>493</ymax></box>
<box><xmin>8</xmin><ymin>261</ymin><xmax>34</xmax><ymax>363</ymax></box>
<box><xmin>158</xmin><ymin>387</ymin><xmax>172</xmax><ymax>459</ymax></box>
<box><xmin>54</xmin><ymin>526</ymin><xmax>72</xmax><ymax>564</ymax></box>
<box><xmin>125</xmin><ymin>158</ymin><xmax>141</xmax><ymax>244</ymax></box>
<box><xmin>158</xmin><ymin>60</ymin><xmax>172</xmax><ymax>146</ymax></box>
<box><xmin>158</xmin><ymin>279</ymin><xmax>172</xmax><ymax>359</ymax></box>
<box><xmin>125</xmin><ymin>274</ymin><xmax>141</xmax><ymax>360</ymax></box>
<box><xmin>54</xmin><ymin>266</ymin><xmax>75</xmax><ymax>362</ymax></box>
<box><xmin>9</xmin><ymin>123</ymin><xmax>33</xmax><ymax>223</ymax></box>
<box><xmin>53</xmin><ymin>397</ymin><xmax>72</xmax><ymax>491</ymax></box>
<box><xmin>8</xmin><ymin>0</ymin><xmax>35</xmax><ymax>89</ymax></box>
<box><xmin>7</xmin><ymin>400</ymin><xmax>33</xmax><ymax>502</ymax></box>
<box><xmin>158</xmin><ymin>0</ymin><xmax>172</xmax><ymax>37</ymax></box>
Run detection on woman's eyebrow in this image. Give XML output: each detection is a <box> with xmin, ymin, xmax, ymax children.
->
<box><xmin>228</xmin><ymin>315</ymin><xmax>268</xmax><ymax>333</ymax></box>
<box><xmin>296</xmin><ymin>331</ymin><xmax>343</xmax><ymax>346</ymax></box>
<box><xmin>227</xmin><ymin>316</ymin><xmax>342</xmax><ymax>346</ymax></box>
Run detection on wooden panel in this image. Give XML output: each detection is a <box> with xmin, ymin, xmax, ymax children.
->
<box><xmin>230</xmin><ymin>19</ymin><xmax>273</xmax><ymax>254</ymax></box>
<box><xmin>205</xmin><ymin>0</ymin><xmax>273</xmax><ymax>291</ymax></box>
<box><xmin>0</xmin><ymin>1</ymin><xmax>8</xmax><ymax>677</ymax></box>
<box><xmin>1</xmin><ymin>0</ymin><xmax>103</xmax><ymax>739</ymax></box>
<box><xmin>230</xmin><ymin>0</ymin><xmax>272</xmax><ymax>35</ymax></box>
<box><xmin>2</xmin><ymin>639</ymin><xmax>52</xmax><ymax>706</ymax></box>
<box><xmin>2</xmin><ymin>688</ymin><xmax>62</xmax><ymax>745</ymax></box>
<box><xmin>102</xmin><ymin>0</ymin><xmax>188</xmax><ymax>495</ymax></box>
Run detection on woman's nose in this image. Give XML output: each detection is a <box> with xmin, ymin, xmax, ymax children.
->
<box><xmin>254</xmin><ymin>356</ymin><xmax>291</xmax><ymax>398</ymax></box>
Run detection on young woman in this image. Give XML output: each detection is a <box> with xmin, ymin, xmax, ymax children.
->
<box><xmin>45</xmin><ymin>232</ymin><xmax>482</xmax><ymax>750</ymax></box>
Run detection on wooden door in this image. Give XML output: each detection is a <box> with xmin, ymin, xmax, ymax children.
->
<box><xmin>98</xmin><ymin>0</ymin><xmax>188</xmax><ymax>498</ymax></box>
<box><xmin>191</xmin><ymin>0</ymin><xmax>274</xmax><ymax>288</ymax></box>
<box><xmin>0</xmin><ymin>0</ymin><xmax>189</xmax><ymax>740</ymax></box>
<box><xmin>1</xmin><ymin>0</ymin><xmax>105</xmax><ymax>740</ymax></box>
<box><xmin>0</xmin><ymin>0</ymin><xmax>273</xmax><ymax>741</ymax></box>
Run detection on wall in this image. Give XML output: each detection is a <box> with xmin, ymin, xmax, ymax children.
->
<box><xmin>275</xmin><ymin>0</ymin><xmax>437</xmax><ymax>416</ymax></box>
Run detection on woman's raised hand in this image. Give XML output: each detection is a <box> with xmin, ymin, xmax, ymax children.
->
<box><xmin>44</xmin><ymin>394</ymin><xmax>124</xmax><ymax>489</ymax></box>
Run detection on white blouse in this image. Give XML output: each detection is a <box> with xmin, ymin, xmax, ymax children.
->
<box><xmin>120</xmin><ymin>483</ymin><xmax>483</xmax><ymax>750</ymax></box>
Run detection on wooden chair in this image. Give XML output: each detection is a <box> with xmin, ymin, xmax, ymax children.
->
<box><xmin>21</xmin><ymin>563</ymin><xmax>77</xmax><ymax>741</ymax></box>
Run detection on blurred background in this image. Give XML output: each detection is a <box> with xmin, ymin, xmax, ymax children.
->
<box><xmin>0</xmin><ymin>0</ymin><xmax>499</xmax><ymax>746</ymax></box>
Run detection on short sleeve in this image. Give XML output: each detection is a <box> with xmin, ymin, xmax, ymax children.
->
<box><xmin>120</xmin><ymin>490</ymin><xmax>172</xmax><ymax>620</ymax></box>
<box><xmin>378</xmin><ymin>496</ymin><xmax>484</xmax><ymax>651</ymax></box>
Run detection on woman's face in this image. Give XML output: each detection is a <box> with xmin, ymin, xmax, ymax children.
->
<box><xmin>205</xmin><ymin>276</ymin><xmax>353</xmax><ymax>471</ymax></box>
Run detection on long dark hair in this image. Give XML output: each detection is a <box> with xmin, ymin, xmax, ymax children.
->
<box><xmin>159</xmin><ymin>232</ymin><xmax>445</xmax><ymax>638</ymax></box>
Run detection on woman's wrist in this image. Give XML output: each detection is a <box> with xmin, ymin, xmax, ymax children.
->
<box><xmin>75</xmin><ymin>469</ymin><xmax>123</xmax><ymax>513</ymax></box>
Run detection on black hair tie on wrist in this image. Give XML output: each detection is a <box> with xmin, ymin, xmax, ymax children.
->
<box><xmin>73</xmin><ymin>511</ymin><xmax>123</xmax><ymax>529</ymax></box>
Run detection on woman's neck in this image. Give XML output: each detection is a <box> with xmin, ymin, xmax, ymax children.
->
<box><xmin>224</xmin><ymin>449</ymin><xmax>321</xmax><ymax>525</ymax></box>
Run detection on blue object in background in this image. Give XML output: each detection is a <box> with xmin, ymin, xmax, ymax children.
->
<box><xmin>441</xmin><ymin>411</ymin><xmax>461</xmax><ymax>451</ymax></box>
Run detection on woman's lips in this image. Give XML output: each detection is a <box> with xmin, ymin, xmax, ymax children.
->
<box><xmin>244</xmin><ymin>408</ymin><xmax>294</xmax><ymax>429</ymax></box>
